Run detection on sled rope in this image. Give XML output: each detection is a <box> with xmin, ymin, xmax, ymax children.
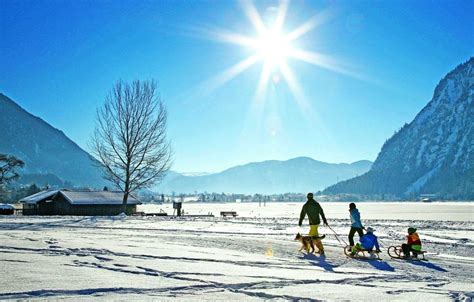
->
<box><xmin>327</xmin><ymin>225</ymin><xmax>348</xmax><ymax>247</ymax></box>
<box><xmin>377</xmin><ymin>237</ymin><xmax>388</xmax><ymax>248</ymax></box>
<box><xmin>372</xmin><ymin>232</ymin><xmax>389</xmax><ymax>248</ymax></box>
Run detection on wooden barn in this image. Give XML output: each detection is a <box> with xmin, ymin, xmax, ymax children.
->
<box><xmin>20</xmin><ymin>189</ymin><xmax>141</xmax><ymax>216</ymax></box>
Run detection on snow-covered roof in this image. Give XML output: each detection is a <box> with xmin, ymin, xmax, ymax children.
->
<box><xmin>19</xmin><ymin>190</ymin><xmax>58</xmax><ymax>204</ymax></box>
<box><xmin>19</xmin><ymin>190</ymin><xmax>141</xmax><ymax>205</ymax></box>
<box><xmin>0</xmin><ymin>203</ymin><xmax>15</xmax><ymax>210</ymax></box>
<box><xmin>59</xmin><ymin>190</ymin><xmax>141</xmax><ymax>205</ymax></box>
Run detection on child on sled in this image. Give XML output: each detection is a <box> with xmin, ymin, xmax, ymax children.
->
<box><xmin>351</xmin><ymin>227</ymin><xmax>381</xmax><ymax>256</ymax></box>
<box><xmin>402</xmin><ymin>227</ymin><xmax>422</xmax><ymax>258</ymax></box>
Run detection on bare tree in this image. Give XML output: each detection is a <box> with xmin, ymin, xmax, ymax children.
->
<box><xmin>0</xmin><ymin>154</ymin><xmax>24</xmax><ymax>186</ymax></box>
<box><xmin>92</xmin><ymin>80</ymin><xmax>172</xmax><ymax>212</ymax></box>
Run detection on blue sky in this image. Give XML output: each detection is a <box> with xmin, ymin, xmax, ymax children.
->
<box><xmin>1</xmin><ymin>0</ymin><xmax>472</xmax><ymax>173</ymax></box>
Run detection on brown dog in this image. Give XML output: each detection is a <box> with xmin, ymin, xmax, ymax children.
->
<box><xmin>295</xmin><ymin>233</ymin><xmax>315</xmax><ymax>253</ymax></box>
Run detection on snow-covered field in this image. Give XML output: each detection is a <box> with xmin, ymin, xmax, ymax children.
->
<box><xmin>0</xmin><ymin>202</ymin><xmax>473</xmax><ymax>301</ymax></box>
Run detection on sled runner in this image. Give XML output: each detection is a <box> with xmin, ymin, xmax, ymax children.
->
<box><xmin>344</xmin><ymin>245</ymin><xmax>381</xmax><ymax>260</ymax></box>
<box><xmin>387</xmin><ymin>245</ymin><xmax>427</xmax><ymax>260</ymax></box>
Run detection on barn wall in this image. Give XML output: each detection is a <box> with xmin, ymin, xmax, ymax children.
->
<box><xmin>69</xmin><ymin>204</ymin><xmax>136</xmax><ymax>216</ymax></box>
<box><xmin>22</xmin><ymin>204</ymin><xmax>38</xmax><ymax>215</ymax></box>
<box><xmin>53</xmin><ymin>195</ymin><xmax>137</xmax><ymax>215</ymax></box>
<box><xmin>38</xmin><ymin>200</ymin><xmax>55</xmax><ymax>215</ymax></box>
<box><xmin>53</xmin><ymin>196</ymin><xmax>73</xmax><ymax>215</ymax></box>
<box><xmin>23</xmin><ymin>195</ymin><xmax>138</xmax><ymax>216</ymax></box>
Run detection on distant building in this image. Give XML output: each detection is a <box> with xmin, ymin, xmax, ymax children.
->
<box><xmin>0</xmin><ymin>203</ymin><xmax>15</xmax><ymax>215</ymax></box>
<box><xmin>419</xmin><ymin>193</ymin><xmax>436</xmax><ymax>202</ymax></box>
<box><xmin>20</xmin><ymin>189</ymin><xmax>141</xmax><ymax>216</ymax></box>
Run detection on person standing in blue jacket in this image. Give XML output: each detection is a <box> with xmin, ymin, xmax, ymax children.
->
<box><xmin>348</xmin><ymin>202</ymin><xmax>364</xmax><ymax>247</ymax></box>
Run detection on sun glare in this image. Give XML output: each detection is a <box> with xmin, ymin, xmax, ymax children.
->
<box><xmin>195</xmin><ymin>1</ymin><xmax>359</xmax><ymax>115</ymax></box>
<box><xmin>252</xmin><ymin>29</ymin><xmax>292</xmax><ymax>70</ymax></box>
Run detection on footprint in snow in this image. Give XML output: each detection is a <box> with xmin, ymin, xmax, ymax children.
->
<box><xmin>94</xmin><ymin>256</ymin><xmax>113</xmax><ymax>262</ymax></box>
<box><xmin>45</xmin><ymin>239</ymin><xmax>58</xmax><ymax>244</ymax></box>
<box><xmin>426</xmin><ymin>281</ymin><xmax>450</xmax><ymax>288</ymax></box>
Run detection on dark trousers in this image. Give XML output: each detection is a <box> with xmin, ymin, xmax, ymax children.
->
<box><xmin>349</xmin><ymin>227</ymin><xmax>364</xmax><ymax>246</ymax></box>
<box><xmin>402</xmin><ymin>244</ymin><xmax>416</xmax><ymax>256</ymax></box>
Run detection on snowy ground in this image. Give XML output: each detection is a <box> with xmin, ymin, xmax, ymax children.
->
<box><xmin>0</xmin><ymin>202</ymin><xmax>473</xmax><ymax>301</ymax></box>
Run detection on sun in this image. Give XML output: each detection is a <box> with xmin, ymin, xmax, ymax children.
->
<box><xmin>195</xmin><ymin>1</ymin><xmax>357</xmax><ymax>111</ymax></box>
<box><xmin>252</xmin><ymin>29</ymin><xmax>292</xmax><ymax>71</ymax></box>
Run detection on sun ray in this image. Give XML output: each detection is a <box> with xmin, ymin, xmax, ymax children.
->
<box><xmin>240</xmin><ymin>0</ymin><xmax>267</xmax><ymax>35</ymax></box>
<box><xmin>279</xmin><ymin>61</ymin><xmax>333</xmax><ymax>145</ymax></box>
<box><xmin>201</xmin><ymin>54</ymin><xmax>260</xmax><ymax>95</ymax></box>
<box><xmin>278</xmin><ymin>61</ymin><xmax>311</xmax><ymax>114</ymax></box>
<box><xmin>209</xmin><ymin>28</ymin><xmax>258</xmax><ymax>47</ymax></box>
<box><xmin>285</xmin><ymin>9</ymin><xmax>333</xmax><ymax>42</ymax></box>
<box><xmin>273</xmin><ymin>0</ymin><xmax>290</xmax><ymax>31</ymax></box>
<box><xmin>255</xmin><ymin>65</ymin><xmax>271</xmax><ymax>99</ymax></box>
<box><xmin>287</xmin><ymin>49</ymin><xmax>339</xmax><ymax>71</ymax></box>
<box><xmin>173</xmin><ymin>54</ymin><xmax>260</xmax><ymax>108</ymax></box>
<box><xmin>287</xmin><ymin>49</ymin><xmax>369</xmax><ymax>81</ymax></box>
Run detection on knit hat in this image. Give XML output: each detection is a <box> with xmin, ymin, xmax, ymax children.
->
<box><xmin>366</xmin><ymin>227</ymin><xmax>375</xmax><ymax>233</ymax></box>
<box><xmin>408</xmin><ymin>227</ymin><xmax>417</xmax><ymax>234</ymax></box>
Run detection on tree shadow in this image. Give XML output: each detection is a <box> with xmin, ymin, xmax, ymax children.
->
<box><xmin>301</xmin><ymin>253</ymin><xmax>337</xmax><ymax>272</ymax></box>
<box><xmin>0</xmin><ymin>217</ymin><xmax>92</xmax><ymax>231</ymax></box>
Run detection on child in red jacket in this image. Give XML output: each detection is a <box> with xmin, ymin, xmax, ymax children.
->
<box><xmin>402</xmin><ymin>227</ymin><xmax>422</xmax><ymax>258</ymax></box>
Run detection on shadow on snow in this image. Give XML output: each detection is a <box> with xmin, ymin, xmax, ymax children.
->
<box><xmin>367</xmin><ymin>260</ymin><xmax>395</xmax><ymax>272</ymax></box>
<box><xmin>300</xmin><ymin>253</ymin><xmax>337</xmax><ymax>272</ymax></box>
<box><xmin>407</xmin><ymin>260</ymin><xmax>448</xmax><ymax>272</ymax></box>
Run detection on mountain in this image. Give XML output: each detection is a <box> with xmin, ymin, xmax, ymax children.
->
<box><xmin>155</xmin><ymin>157</ymin><xmax>372</xmax><ymax>194</ymax></box>
<box><xmin>0</xmin><ymin>93</ymin><xmax>106</xmax><ymax>188</ymax></box>
<box><xmin>324</xmin><ymin>58</ymin><xmax>474</xmax><ymax>199</ymax></box>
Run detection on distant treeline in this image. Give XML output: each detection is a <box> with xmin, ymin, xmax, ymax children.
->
<box><xmin>0</xmin><ymin>184</ymin><xmax>43</xmax><ymax>203</ymax></box>
<box><xmin>141</xmin><ymin>191</ymin><xmax>468</xmax><ymax>203</ymax></box>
